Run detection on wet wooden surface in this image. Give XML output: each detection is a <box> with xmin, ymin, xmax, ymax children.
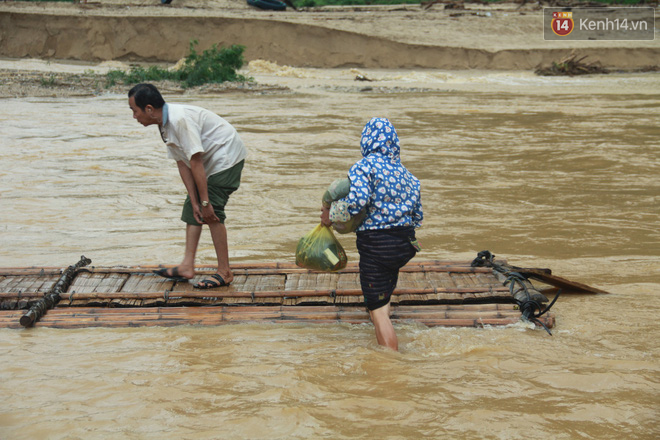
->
<box><xmin>0</xmin><ymin>260</ymin><xmax>558</xmax><ymax>329</ymax></box>
<box><xmin>0</xmin><ymin>304</ymin><xmax>554</xmax><ymax>330</ymax></box>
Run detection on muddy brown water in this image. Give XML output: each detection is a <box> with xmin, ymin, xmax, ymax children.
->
<box><xmin>0</xmin><ymin>66</ymin><xmax>658</xmax><ymax>439</ymax></box>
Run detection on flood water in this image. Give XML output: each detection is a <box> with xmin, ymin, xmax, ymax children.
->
<box><xmin>0</xmin><ymin>66</ymin><xmax>659</xmax><ymax>439</ymax></box>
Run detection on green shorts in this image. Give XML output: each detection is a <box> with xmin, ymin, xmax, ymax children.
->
<box><xmin>181</xmin><ymin>160</ymin><xmax>244</xmax><ymax>226</ymax></box>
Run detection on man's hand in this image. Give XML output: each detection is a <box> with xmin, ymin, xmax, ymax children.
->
<box><xmin>195</xmin><ymin>203</ymin><xmax>220</xmax><ymax>224</ymax></box>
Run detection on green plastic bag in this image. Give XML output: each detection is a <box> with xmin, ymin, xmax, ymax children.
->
<box><xmin>295</xmin><ymin>224</ymin><xmax>348</xmax><ymax>272</ymax></box>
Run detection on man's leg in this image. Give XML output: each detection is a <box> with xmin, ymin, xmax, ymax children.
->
<box><xmin>208</xmin><ymin>221</ymin><xmax>233</xmax><ymax>284</ymax></box>
<box><xmin>174</xmin><ymin>224</ymin><xmax>202</xmax><ymax>279</ymax></box>
<box><xmin>369</xmin><ymin>303</ymin><xmax>398</xmax><ymax>351</ymax></box>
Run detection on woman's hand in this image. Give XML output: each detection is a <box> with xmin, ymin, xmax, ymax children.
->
<box><xmin>320</xmin><ymin>205</ymin><xmax>332</xmax><ymax>227</ymax></box>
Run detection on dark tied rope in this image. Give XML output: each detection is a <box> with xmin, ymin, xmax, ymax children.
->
<box><xmin>505</xmin><ymin>271</ymin><xmax>561</xmax><ymax>335</ymax></box>
<box><xmin>20</xmin><ymin>255</ymin><xmax>92</xmax><ymax>328</ymax></box>
<box><xmin>471</xmin><ymin>250</ymin><xmax>561</xmax><ymax>335</ymax></box>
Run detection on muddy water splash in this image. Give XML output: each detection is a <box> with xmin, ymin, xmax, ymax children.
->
<box><xmin>0</xmin><ymin>67</ymin><xmax>658</xmax><ymax>439</ymax></box>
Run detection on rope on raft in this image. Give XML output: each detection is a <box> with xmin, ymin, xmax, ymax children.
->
<box><xmin>471</xmin><ymin>250</ymin><xmax>561</xmax><ymax>335</ymax></box>
<box><xmin>20</xmin><ymin>255</ymin><xmax>92</xmax><ymax>327</ymax></box>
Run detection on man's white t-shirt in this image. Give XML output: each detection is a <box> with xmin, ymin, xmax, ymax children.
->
<box><xmin>161</xmin><ymin>103</ymin><xmax>247</xmax><ymax>177</ymax></box>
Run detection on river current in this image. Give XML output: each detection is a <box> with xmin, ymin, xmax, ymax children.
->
<box><xmin>0</xmin><ymin>65</ymin><xmax>658</xmax><ymax>439</ymax></box>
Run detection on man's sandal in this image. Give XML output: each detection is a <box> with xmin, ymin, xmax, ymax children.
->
<box><xmin>153</xmin><ymin>267</ymin><xmax>188</xmax><ymax>282</ymax></box>
<box><xmin>194</xmin><ymin>274</ymin><xmax>230</xmax><ymax>289</ymax></box>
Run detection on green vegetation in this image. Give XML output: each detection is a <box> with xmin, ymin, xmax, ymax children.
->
<box><xmin>40</xmin><ymin>73</ymin><xmax>57</xmax><ymax>87</ymax></box>
<box><xmin>105</xmin><ymin>41</ymin><xmax>250</xmax><ymax>88</ymax></box>
<box><xmin>535</xmin><ymin>54</ymin><xmax>609</xmax><ymax>76</ymax></box>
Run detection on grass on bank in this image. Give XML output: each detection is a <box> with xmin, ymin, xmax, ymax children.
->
<box><xmin>105</xmin><ymin>41</ymin><xmax>250</xmax><ymax>88</ymax></box>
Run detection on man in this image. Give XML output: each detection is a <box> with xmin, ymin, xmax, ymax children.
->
<box><xmin>128</xmin><ymin>83</ymin><xmax>247</xmax><ymax>289</ymax></box>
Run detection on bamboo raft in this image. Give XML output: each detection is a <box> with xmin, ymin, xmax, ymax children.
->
<box><xmin>0</xmin><ymin>253</ymin><xmax>608</xmax><ymax>331</ymax></box>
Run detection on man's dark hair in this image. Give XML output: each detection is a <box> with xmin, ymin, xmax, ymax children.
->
<box><xmin>128</xmin><ymin>83</ymin><xmax>165</xmax><ymax>110</ymax></box>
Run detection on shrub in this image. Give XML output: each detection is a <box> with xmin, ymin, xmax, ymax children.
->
<box><xmin>177</xmin><ymin>41</ymin><xmax>249</xmax><ymax>87</ymax></box>
<box><xmin>105</xmin><ymin>41</ymin><xmax>250</xmax><ymax>88</ymax></box>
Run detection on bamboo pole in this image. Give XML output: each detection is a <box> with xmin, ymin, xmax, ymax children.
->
<box><xmin>0</xmin><ymin>304</ymin><xmax>554</xmax><ymax>330</ymax></box>
<box><xmin>0</xmin><ymin>259</ymin><xmax>501</xmax><ymax>278</ymax></box>
<box><xmin>76</xmin><ymin>261</ymin><xmax>494</xmax><ymax>276</ymax></box>
<box><xmin>0</xmin><ymin>268</ymin><xmax>67</xmax><ymax>276</ymax></box>
<box><xmin>17</xmin><ymin>286</ymin><xmax>511</xmax><ymax>305</ymax></box>
<box><xmin>0</xmin><ymin>292</ymin><xmax>43</xmax><ymax>299</ymax></box>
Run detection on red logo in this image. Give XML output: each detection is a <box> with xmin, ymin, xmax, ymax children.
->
<box><xmin>551</xmin><ymin>12</ymin><xmax>574</xmax><ymax>37</ymax></box>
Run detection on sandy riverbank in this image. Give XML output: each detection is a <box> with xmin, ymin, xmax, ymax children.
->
<box><xmin>1</xmin><ymin>0</ymin><xmax>658</xmax><ymax>69</ymax></box>
<box><xmin>0</xmin><ymin>0</ymin><xmax>658</xmax><ymax>98</ymax></box>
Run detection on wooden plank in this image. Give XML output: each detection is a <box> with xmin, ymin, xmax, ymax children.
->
<box><xmin>0</xmin><ymin>305</ymin><xmax>554</xmax><ymax>330</ymax></box>
<box><xmin>0</xmin><ymin>260</ymin><xmax>496</xmax><ymax>277</ymax></box>
<box><xmin>450</xmin><ymin>272</ymin><xmax>473</xmax><ymax>289</ymax></box>
<box><xmin>398</xmin><ymin>271</ymin><xmax>432</xmax><ymax>289</ymax></box>
<box><xmin>222</xmin><ymin>274</ymin><xmax>286</xmax><ymax>292</ymax></box>
<box><xmin>68</xmin><ymin>272</ymin><xmax>128</xmax><ymax>293</ymax></box>
<box><xmin>306</xmin><ymin>272</ymin><xmax>340</xmax><ymax>291</ymax></box>
<box><xmin>337</xmin><ymin>272</ymin><xmax>360</xmax><ymax>290</ymax></box>
<box><xmin>0</xmin><ymin>259</ymin><xmax>599</xmax><ymax>332</ymax></box>
<box><xmin>0</xmin><ymin>285</ymin><xmax>513</xmax><ymax>306</ymax></box>
<box><xmin>426</xmin><ymin>271</ymin><xmax>458</xmax><ymax>289</ymax></box>
<box><xmin>0</xmin><ymin>275</ymin><xmax>31</xmax><ymax>293</ymax></box>
<box><xmin>0</xmin><ymin>292</ymin><xmax>43</xmax><ymax>299</ymax></box>
<box><xmin>94</xmin><ymin>273</ymin><xmax>130</xmax><ymax>293</ymax></box>
<box><xmin>0</xmin><ymin>275</ymin><xmax>56</xmax><ymax>294</ymax></box>
<box><xmin>120</xmin><ymin>273</ymin><xmax>173</xmax><ymax>293</ymax></box>
<box><xmin>0</xmin><ymin>268</ymin><xmax>65</xmax><ymax>276</ymax></box>
<box><xmin>516</xmin><ymin>269</ymin><xmax>610</xmax><ymax>294</ymax></box>
<box><xmin>475</xmin><ymin>272</ymin><xmax>504</xmax><ymax>288</ymax></box>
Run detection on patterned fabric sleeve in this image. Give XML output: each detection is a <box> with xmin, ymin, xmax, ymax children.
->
<box><xmin>322</xmin><ymin>177</ymin><xmax>351</xmax><ymax>208</ymax></box>
<box><xmin>344</xmin><ymin>159</ymin><xmax>373</xmax><ymax>216</ymax></box>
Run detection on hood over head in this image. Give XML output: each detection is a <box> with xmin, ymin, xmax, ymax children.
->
<box><xmin>360</xmin><ymin>118</ymin><xmax>400</xmax><ymax>162</ymax></box>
